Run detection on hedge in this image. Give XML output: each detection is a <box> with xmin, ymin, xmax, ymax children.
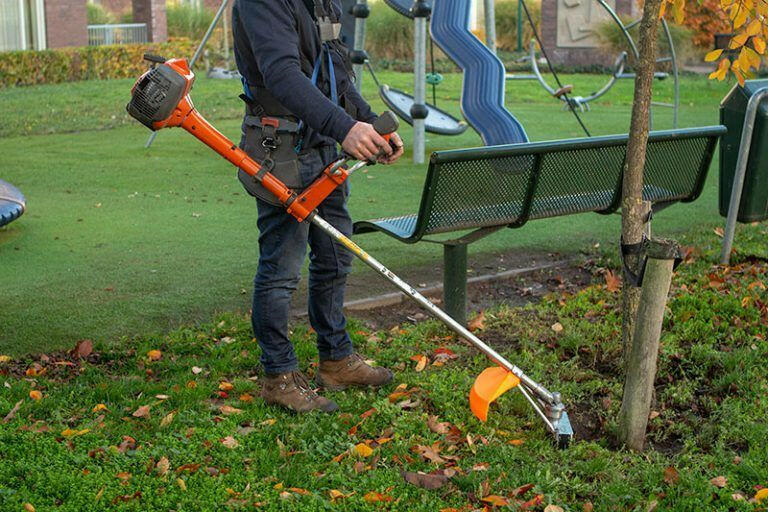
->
<box><xmin>0</xmin><ymin>38</ymin><xmax>197</xmax><ymax>88</ymax></box>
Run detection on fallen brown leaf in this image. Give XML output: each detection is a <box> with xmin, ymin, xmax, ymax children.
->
<box><xmin>74</xmin><ymin>339</ymin><xmax>93</xmax><ymax>358</ymax></box>
<box><xmin>544</xmin><ymin>505</ymin><xmax>564</xmax><ymax>512</ymax></box>
<box><xmin>427</xmin><ymin>415</ymin><xmax>451</xmax><ymax>434</ymax></box>
<box><xmin>414</xmin><ymin>355</ymin><xmax>428</xmax><ymax>372</ymax></box>
<box><xmin>604</xmin><ymin>269</ymin><xmax>622</xmax><ymax>293</ymax></box>
<box><xmin>363</xmin><ymin>491</ymin><xmax>393</xmax><ymax>503</ymax></box>
<box><xmin>663</xmin><ymin>466</ymin><xmax>679</xmax><ymax>485</ymax></box>
<box><xmin>160</xmin><ymin>411</ymin><xmax>175</xmax><ymax>428</ymax></box>
<box><xmin>147</xmin><ymin>350</ymin><xmax>162</xmax><ymax>361</ymax></box>
<box><xmin>156</xmin><ymin>456</ymin><xmax>170</xmax><ymax>476</ymax></box>
<box><xmin>221</xmin><ymin>436</ymin><xmax>239</xmax><ymax>449</ymax></box>
<box><xmin>29</xmin><ymin>390</ymin><xmax>42</xmax><ymax>401</ymax></box>
<box><xmin>710</xmin><ymin>476</ymin><xmax>728</xmax><ymax>488</ymax></box>
<box><xmin>2</xmin><ymin>400</ymin><xmax>22</xmax><ymax>424</ymax></box>
<box><xmin>132</xmin><ymin>405</ymin><xmax>151</xmax><ymax>419</ymax></box>
<box><xmin>481</xmin><ymin>495</ymin><xmax>509</xmax><ymax>507</ymax></box>
<box><xmin>219</xmin><ymin>405</ymin><xmax>244</xmax><ymax>416</ymax></box>
<box><xmin>468</xmin><ymin>311</ymin><xmax>486</xmax><ymax>332</ymax></box>
<box><xmin>402</xmin><ymin>471</ymin><xmax>450</xmax><ymax>490</ymax></box>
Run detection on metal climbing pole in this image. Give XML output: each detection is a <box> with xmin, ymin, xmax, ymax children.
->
<box><xmin>483</xmin><ymin>0</ymin><xmax>496</xmax><ymax>55</ymax></box>
<box><xmin>351</xmin><ymin>0</ymin><xmax>369</xmax><ymax>92</ymax></box>
<box><xmin>411</xmin><ymin>0</ymin><xmax>430</xmax><ymax>164</ymax></box>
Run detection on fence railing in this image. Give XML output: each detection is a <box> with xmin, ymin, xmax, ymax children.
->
<box><xmin>87</xmin><ymin>23</ymin><xmax>148</xmax><ymax>46</ymax></box>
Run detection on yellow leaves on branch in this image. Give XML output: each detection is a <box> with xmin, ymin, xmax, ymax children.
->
<box><xmin>668</xmin><ymin>0</ymin><xmax>767</xmax><ymax>83</ymax></box>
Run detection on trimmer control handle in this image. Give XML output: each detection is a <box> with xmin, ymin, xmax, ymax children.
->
<box><xmin>373</xmin><ymin>111</ymin><xmax>399</xmax><ymax>138</ymax></box>
<box><xmin>143</xmin><ymin>53</ymin><xmax>167</xmax><ymax>64</ymax></box>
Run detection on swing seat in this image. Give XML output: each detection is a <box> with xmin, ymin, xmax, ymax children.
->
<box><xmin>379</xmin><ymin>85</ymin><xmax>468</xmax><ymax>136</ymax></box>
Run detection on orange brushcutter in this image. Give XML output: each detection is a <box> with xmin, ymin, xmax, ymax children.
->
<box><xmin>126</xmin><ymin>55</ymin><xmax>573</xmax><ymax>447</ymax></box>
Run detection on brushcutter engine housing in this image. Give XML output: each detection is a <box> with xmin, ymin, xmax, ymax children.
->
<box><xmin>127</xmin><ymin>55</ymin><xmax>195</xmax><ymax>130</ymax></box>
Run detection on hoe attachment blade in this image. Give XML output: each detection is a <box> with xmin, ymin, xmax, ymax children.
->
<box><xmin>469</xmin><ymin>366</ymin><xmax>520</xmax><ymax>422</ymax></box>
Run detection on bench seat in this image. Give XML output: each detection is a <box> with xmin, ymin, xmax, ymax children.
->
<box><xmin>352</xmin><ymin>125</ymin><xmax>727</xmax><ymax>323</ymax></box>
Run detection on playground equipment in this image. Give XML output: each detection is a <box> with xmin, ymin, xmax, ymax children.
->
<box><xmin>719</xmin><ymin>81</ymin><xmax>768</xmax><ymax>264</ymax></box>
<box><xmin>0</xmin><ymin>180</ymin><xmax>26</xmax><ymax>228</ymax></box>
<box><xmin>350</xmin><ymin>0</ymin><xmax>468</xmax><ymax>164</ymax></box>
<box><xmin>430</xmin><ymin>0</ymin><xmax>529</xmax><ymax>145</ymax></box>
<box><xmin>126</xmin><ymin>54</ymin><xmax>574</xmax><ymax>447</ymax></box>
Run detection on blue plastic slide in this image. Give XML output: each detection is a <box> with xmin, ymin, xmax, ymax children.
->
<box><xmin>0</xmin><ymin>179</ymin><xmax>26</xmax><ymax>228</ymax></box>
<box><xmin>430</xmin><ymin>0</ymin><xmax>528</xmax><ymax>145</ymax></box>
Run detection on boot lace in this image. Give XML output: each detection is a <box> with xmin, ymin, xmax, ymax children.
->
<box><xmin>291</xmin><ymin>371</ymin><xmax>319</xmax><ymax>402</ymax></box>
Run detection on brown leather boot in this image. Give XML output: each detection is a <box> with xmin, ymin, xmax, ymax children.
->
<box><xmin>316</xmin><ymin>353</ymin><xmax>394</xmax><ymax>391</ymax></box>
<box><xmin>260</xmin><ymin>371</ymin><xmax>339</xmax><ymax>413</ymax></box>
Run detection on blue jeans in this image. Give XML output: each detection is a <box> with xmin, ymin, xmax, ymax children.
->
<box><xmin>252</xmin><ymin>145</ymin><xmax>354</xmax><ymax>375</ymax></box>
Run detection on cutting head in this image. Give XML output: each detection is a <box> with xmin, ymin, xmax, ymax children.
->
<box><xmin>469</xmin><ymin>366</ymin><xmax>520</xmax><ymax>422</ymax></box>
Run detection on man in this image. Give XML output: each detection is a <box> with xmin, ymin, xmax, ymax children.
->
<box><xmin>232</xmin><ymin>0</ymin><xmax>404</xmax><ymax>413</ymax></box>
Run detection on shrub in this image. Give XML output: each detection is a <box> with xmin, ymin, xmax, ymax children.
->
<box><xmin>166</xmin><ymin>4</ymin><xmax>216</xmax><ymax>40</ymax></box>
<box><xmin>87</xmin><ymin>2</ymin><xmax>115</xmax><ymax>24</ymax></box>
<box><xmin>365</xmin><ymin>4</ymin><xmax>414</xmax><ymax>61</ymax></box>
<box><xmin>495</xmin><ymin>0</ymin><xmax>541</xmax><ymax>52</ymax></box>
<box><xmin>0</xmin><ymin>39</ymin><xmax>197</xmax><ymax>88</ymax></box>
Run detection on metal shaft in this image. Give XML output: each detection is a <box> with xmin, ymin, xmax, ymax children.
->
<box><xmin>412</xmin><ymin>12</ymin><xmax>427</xmax><ymax>164</ymax></box>
<box><xmin>353</xmin><ymin>0</ymin><xmax>367</xmax><ymax>92</ymax></box>
<box><xmin>483</xmin><ymin>0</ymin><xmax>496</xmax><ymax>55</ymax></box>
<box><xmin>720</xmin><ymin>87</ymin><xmax>768</xmax><ymax>264</ymax></box>
<box><xmin>309</xmin><ymin>213</ymin><xmax>556</xmax><ymax>406</ymax></box>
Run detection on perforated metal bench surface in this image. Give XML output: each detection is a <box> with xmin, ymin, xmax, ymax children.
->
<box><xmin>354</xmin><ymin>126</ymin><xmax>726</xmax><ymax>243</ymax></box>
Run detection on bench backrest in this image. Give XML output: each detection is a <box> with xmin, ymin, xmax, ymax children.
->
<box><xmin>407</xmin><ymin>126</ymin><xmax>726</xmax><ymax>238</ymax></box>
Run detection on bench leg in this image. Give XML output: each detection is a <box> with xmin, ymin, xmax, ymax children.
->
<box><xmin>443</xmin><ymin>243</ymin><xmax>468</xmax><ymax>326</ymax></box>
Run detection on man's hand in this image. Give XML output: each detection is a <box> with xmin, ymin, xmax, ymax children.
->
<box><xmin>377</xmin><ymin>132</ymin><xmax>404</xmax><ymax>165</ymax></box>
<box><xmin>342</xmin><ymin>122</ymin><xmax>392</xmax><ymax>162</ymax></box>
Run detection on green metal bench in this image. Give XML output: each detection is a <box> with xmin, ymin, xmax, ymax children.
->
<box><xmin>353</xmin><ymin>125</ymin><xmax>726</xmax><ymax>324</ymax></box>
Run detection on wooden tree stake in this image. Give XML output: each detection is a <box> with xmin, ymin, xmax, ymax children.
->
<box><xmin>618</xmin><ymin>238</ymin><xmax>680</xmax><ymax>451</ymax></box>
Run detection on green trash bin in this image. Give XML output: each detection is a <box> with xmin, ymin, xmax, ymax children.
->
<box><xmin>720</xmin><ymin>79</ymin><xmax>768</xmax><ymax>222</ymax></box>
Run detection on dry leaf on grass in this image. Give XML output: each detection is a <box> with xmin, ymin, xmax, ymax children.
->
<box><xmin>0</xmin><ymin>355</ymin><xmax>11</xmax><ymax>363</ymax></box>
<box><xmin>3</xmin><ymin>400</ymin><xmax>23</xmax><ymax>424</ymax></box>
<box><xmin>355</xmin><ymin>443</ymin><xmax>374</xmax><ymax>457</ymax></box>
<box><xmin>191</xmin><ymin>366</ymin><xmax>203</xmax><ymax>374</ymax></box>
<box><xmin>221</xmin><ymin>436</ymin><xmax>239</xmax><ymax>449</ymax></box>
<box><xmin>219</xmin><ymin>405</ymin><xmax>243</xmax><ymax>416</ymax></box>
<box><xmin>156</xmin><ymin>456</ymin><xmax>170</xmax><ymax>476</ymax></box>
<box><xmin>402</xmin><ymin>471</ymin><xmax>450</xmax><ymax>490</ymax></box>
<box><xmin>219</xmin><ymin>381</ymin><xmax>234</xmax><ymax>391</ymax></box>
<box><xmin>147</xmin><ymin>350</ymin><xmax>162</xmax><ymax>361</ymax></box>
<box><xmin>74</xmin><ymin>339</ymin><xmax>93</xmax><ymax>358</ymax></box>
<box><xmin>160</xmin><ymin>412</ymin><xmax>175</xmax><ymax>428</ymax></box>
<box><xmin>92</xmin><ymin>403</ymin><xmax>108</xmax><ymax>413</ymax></box>
<box><xmin>468</xmin><ymin>311</ymin><xmax>486</xmax><ymax>332</ymax></box>
<box><xmin>29</xmin><ymin>390</ymin><xmax>42</xmax><ymax>401</ymax></box>
<box><xmin>132</xmin><ymin>405</ymin><xmax>151</xmax><ymax>419</ymax></box>
<box><xmin>544</xmin><ymin>505</ymin><xmax>564</xmax><ymax>512</ymax></box>
<box><xmin>414</xmin><ymin>355</ymin><xmax>428</xmax><ymax>372</ymax></box>
<box><xmin>363</xmin><ymin>491</ymin><xmax>393</xmax><ymax>503</ymax></box>
<box><xmin>710</xmin><ymin>476</ymin><xmax>728</xmax><ymax>488</ymax></box>
<box><xmin>481</xmin><ymin>495</ymin><xmax>509</xmax><ymax>506</ymax></box>
<box><xmin>604</xmin><ymin>269</ymin><xmax>621</xmax><ymax>293</ymax></box>
<box><xmin>414</xmin><ymin>443</ymin><xmax>445</xmax><ymax>464</ymax></box>
<box><xmin>427</xmin><ymin>415</ymin><xmax>451</xmax><ymax>434</ymax></box>
<box><xmin>551</xmin><ymin>322</ymin><xmax>564</xmax><ymax>333</ymax></box>
<box><xmin>663</xmin><ymin>466</ymin><xmax>679</xmax><ymax>485</ymax></box>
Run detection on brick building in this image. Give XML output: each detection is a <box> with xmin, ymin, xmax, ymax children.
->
<box><xmin>0</xmin><ymin>0</ymin><xmax>166</xmax><ymax>51</ymax></box>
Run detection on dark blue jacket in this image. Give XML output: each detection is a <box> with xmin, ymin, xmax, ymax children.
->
<box><xmin>232</xmin><ymin>0</ymin><xmax>377</xmax><ymax>149</ymax></box>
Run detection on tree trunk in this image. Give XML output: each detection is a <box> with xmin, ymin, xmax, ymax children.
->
<box><xmin>620</xmin><ymin>0</ymin><xmax>664</xmax><ymax>362</ymax></box>
<box><xmin>618</xmin><ymin>239</ymin><xmax>679</xmax><ymax>450</ymax></box>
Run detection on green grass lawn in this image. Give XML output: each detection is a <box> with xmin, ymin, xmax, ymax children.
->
<box><xmin>0</xmin><ymin>71</ymin><xmax>739</xmax><ymax>354</ymax></box>
<box><xmin>1</xmin><ymin>225</ymin><xmax>766</xmax><ymax>511</ymax></box>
